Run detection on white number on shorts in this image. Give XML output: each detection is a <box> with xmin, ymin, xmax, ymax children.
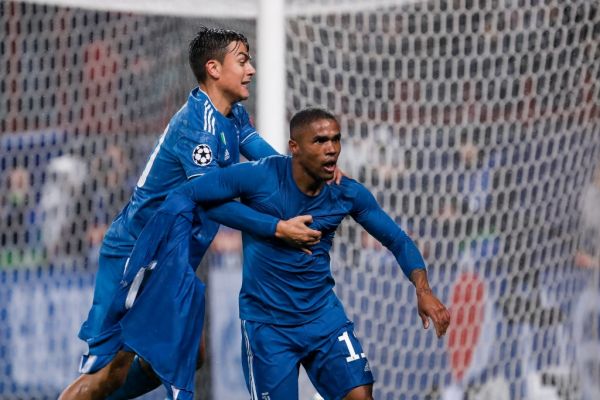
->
<box><xmin>337</xmin><ymin>331</ymin><xmax>365</xmax><ymax>363</ymax></box>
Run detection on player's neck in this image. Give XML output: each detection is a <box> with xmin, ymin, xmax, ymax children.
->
<box><xmin>291</xmin><ymin>162</ymin><xmax>325</xmax><ymax>196</ymax></box>
<box><xmin>199</xmin><ymin>83</ymin><xmax>233</xmax><ymax>116</ymax></box>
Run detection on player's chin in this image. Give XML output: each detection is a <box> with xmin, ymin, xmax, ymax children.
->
<box><xmin>238</xmin><ymin>87</ymin><xmax>250</xmax><ymax>100</ymax></box>
<box><xmin>321</xmin><ymin>170</ymin><xmax>335</xmax><ymax>181</ymax></box>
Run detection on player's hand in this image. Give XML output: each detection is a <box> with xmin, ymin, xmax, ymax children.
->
<box><xmin>275</xmin><ymin>215</ymin><xmax>321</xmax><ymax>254</ymax></box>
<box><xmin>416</xmin><ymin>288</ymin><xmax>451</xmax><ymax>338</ymax></box>
<box><xmin>328</xmin><ymin>166</ymin><xmax>346</xmax><ymax>185</ymax></box>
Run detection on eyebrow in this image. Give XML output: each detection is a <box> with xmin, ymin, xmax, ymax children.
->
<box><xmin>314</xmin><ymin>132</ymin><xmax>341</xmax><ymax>140</ymax></box>
<box><xmin>237</xmin><ymin>51</ymin><xmax>251</xmax><ymax>61</ymax></box>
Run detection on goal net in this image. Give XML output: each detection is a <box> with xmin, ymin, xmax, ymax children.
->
<box><xmin>287</xmin><ymin>1</ymin><xmax>599</xmax><ymax>399</ymax></box>
<box><xmin>1</xmin><ymin>0</ymin><xmax>599</xmax><ymax>399</ymax></box>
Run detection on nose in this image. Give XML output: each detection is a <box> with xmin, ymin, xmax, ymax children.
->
<box><xmin>324</xmin><ymin>140</ymin><xmax>338</xmax><ymax>155</ymax></box>
<box><xmin>246</xmin><ymin>61</ymin><xmax>256</xmax><ymax>76</ymax></box>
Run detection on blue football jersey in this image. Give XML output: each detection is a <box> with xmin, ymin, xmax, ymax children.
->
<box><xmin>176</xmin><ymin>155</ymin><xmax>426</xmax><ymax>325</ymax></box>
<box><xmin>101</xmin><ymin>88</ymin><xmax>276</xmax><ymax>257</ymax></box>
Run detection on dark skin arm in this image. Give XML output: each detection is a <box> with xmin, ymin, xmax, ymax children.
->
<box><xmin>275</xmin><ymin>215</ymin><xmax>321</xmax><ymax>254</ymax></box>
<box><xmin>410</xmin><ymin>268</ymin><xmax>451</xmax><ymax>338</ymax></box>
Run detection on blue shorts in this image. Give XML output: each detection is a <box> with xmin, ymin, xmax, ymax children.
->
<box><xmin>241</xmin><ymin>306</ymin><xmax>374</xmax><ymax>400</ymax></box>
<box><xmin>77</xmin><ymin>252</ymin><xmax>128</xmax><ymax>373</ymax></box>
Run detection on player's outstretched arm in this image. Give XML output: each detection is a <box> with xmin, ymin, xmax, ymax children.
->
<box><xmin>275</xmin><ymin>215</ymin><xmax>322</xmax><ymax>254</ymax></box>
<box><xmin>410</xmin><ymin>269</ymin><xmax>450</xmax><ymax>338</ymax></box>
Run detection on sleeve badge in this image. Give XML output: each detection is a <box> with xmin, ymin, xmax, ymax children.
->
<box><xmin>192</xmin><ymin>144</ymin><xmax>212</xmax><ymax>166</ymax></box>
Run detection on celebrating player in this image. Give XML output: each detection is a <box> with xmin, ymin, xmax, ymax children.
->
<box><xmin>59</xmin><ymin>27</ymin><xmax>328</xmax><ymax>400</ymax></box>
<box><xmin>121</xmin><ymin>107</ymin><xmax>450</xmax><ymax>399</ymax></box>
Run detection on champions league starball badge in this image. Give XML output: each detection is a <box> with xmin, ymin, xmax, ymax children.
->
<box><xmin>192</xmin><ymin>144</ymin><xmax>212</xmax><ymax>166</ymax></box>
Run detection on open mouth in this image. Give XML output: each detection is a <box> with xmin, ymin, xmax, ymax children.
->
<box><xmin>323</xmin><ymin>161</ymin><xmax>336</xmax><ymax>173</ymax></box>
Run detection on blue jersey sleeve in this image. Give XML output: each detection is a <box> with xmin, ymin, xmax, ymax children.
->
<box><xmin>234</xmin><ymin>105</ymin><xmax>278</xmax><ymax>160</ymax></box>
<box><xmin>176</xmin><ymin>159</ymin><xmax>267</xmax><ymax>203</ymax></box>
<box><xmin>176</xmin><ymin>160</ymin><xmax>277</xmax><ymax>236</ymax></box>
<box><xmin>240</xmin><ymin>135</ymin><xmax>278</xmax><ymax>160</ymax></box>
<box><xmin>174</xmin><ymin>129</ymin><xmax>220</xmax><ymax>178</ymax></box>
<box><xmin>350</xmin><ymin>184</ymin><xmax>426</xmax><ymax>279</ymax></box>
<box><xmin>204</xmin><ymin>201</ymin><xmax>278</xmax><ymax>238</ymax></box>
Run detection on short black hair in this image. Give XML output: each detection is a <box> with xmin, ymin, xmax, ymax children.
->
<box><xmin>289</xmin><ymin>107</ymin><xmax>338</xmax><ymax>140</ymax></box>
<box><xmin>189</xmin><ymin>26</ymin><xmax>250</xmax><ymax>83</ymax></box>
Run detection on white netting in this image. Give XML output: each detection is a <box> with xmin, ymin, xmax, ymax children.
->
<box><xmin>286</xmin><ymin>0</ymin><xmax>600</xmax><ymax>399</ymax></box>
<box><xmin>0</xmin><ymin>2</ymin><xmax>255</xmax><ymax>398</ymax></box>
<box><xmin>1</xmin><ymin>0</ymin><xmax>600</xmax><ymax>399</ymax></box>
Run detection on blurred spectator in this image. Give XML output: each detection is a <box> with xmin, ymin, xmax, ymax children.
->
<box><xmin>575</xmin><ymin>164</ymin><xmax>600</xmax><ymax>269</ymax></box>
<box><xmin>456</xmin><ymin>138</ymin><xmax>495</xmax><ymax>214</ymax></box>
<box><xmin>342</xmin><ymin>123</ymin><xmax>402</xmax><ymax>186</ymax></box>
<box><xmin>85</xmin><ymin>144</ymin><xmax>133</xmax><ymax>260</ymax></box>
<box><xmin>39</xmin><ymin>155</ymin><xmax>88</xmax><ymax>264</ymax></box>
<box><xmin>0</xmin><ymin>167</ymin><xmax>42</xmax><ymax>267</ymax></box>
<box><xmin>80</xmin><ymin>40</ymin><xmax>125</xmax><ymax>135</ymax></box>
<box><xmin>419</xmin><ymin>197</ymin><xmax>460</xmax><ymax>264</ymax></box>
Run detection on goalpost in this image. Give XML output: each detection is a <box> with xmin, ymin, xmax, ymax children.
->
<box><xmin>1</xmin><ymin>0</ymin><xmax>599</xmax><ymax>399</ymax></box>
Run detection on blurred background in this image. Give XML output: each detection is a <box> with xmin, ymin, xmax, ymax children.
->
<box><xmin>0</xmin><ymin>0</ymin><xmax>599</xmax><ymax>399</ymax></box>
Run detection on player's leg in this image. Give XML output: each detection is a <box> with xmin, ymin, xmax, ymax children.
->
<box><xmin>342</xmin><ymin>384</ymin><xmax>373</xmax><ymax>400</ymax></box>
<box><xmin>106</xmin><ymin>331</ymin><xmax>206</xmax><ymax>400</ymax></box>
<box><xmin>241</xmin><ymin>320</ymin><xmax>301</xmax><ymax>400</ymax></box>
<box><xmin>58</xmin><ymin>350</ymin><xmax>135</xmax><ymax>400</ymax></box>
<box><xmin>60</xmin><ymin>253</ymin><xmax>133</xmax><ymax>399</ymax></box>
<box><xmin>303</xmin><ymin>317</ymin><xmax>374</xmax><ymax>400</ymax></box>
<box><xmin>103</xmin><ymin>354</ymin><xmax>161</xmax><ymax>400</ymax></box>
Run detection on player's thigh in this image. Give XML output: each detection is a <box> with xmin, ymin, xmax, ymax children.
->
<box><xmin>304</xmin><ymin>321</ymin><xmax>374</xmax><ymax>400</ymax></box>
<box><xmin>241</xmin><ymin>320</ymin><xmax>300</xmax><ymax>400</ymax></box>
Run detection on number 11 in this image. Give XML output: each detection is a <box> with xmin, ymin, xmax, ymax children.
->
<box><xmin>338</xmin><ymin>331</ymin><xmax>365</xmax><ymax>363</ymax></box>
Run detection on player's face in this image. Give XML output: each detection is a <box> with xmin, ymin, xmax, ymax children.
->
<box><xmin>217</xmin><ymin>41</ymin><xmax>255</xmax><ymax>103</ymax></box>
<box><xmin>292</xmin><ymin>118</ymin><xmax>341</xmax><ymax>182</ymax></box>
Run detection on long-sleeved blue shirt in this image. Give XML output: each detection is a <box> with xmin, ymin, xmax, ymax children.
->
<box><xmin>114</xmin><ymin>155</ymin><xmax>426</xmax><ymax>397</ymax></box>
<box><xmin>176</xmin><ymin>155</ymin><xmax>426</xmax><ymax>325</ymax></box>
<box><xmin>102</xmin><ymin>87</ymin><xmax>278</xmax><ymax>259</ymax></box>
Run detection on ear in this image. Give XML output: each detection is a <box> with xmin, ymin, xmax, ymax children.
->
<box><xmin>205</xmin><ymin>59</ymin><xmax>221</xmax><ymax>80</ymax></box>
<box><xmin>288</xmin><ymin>139</ymin><xmax>298</xmax><ymax>155</ymax></box>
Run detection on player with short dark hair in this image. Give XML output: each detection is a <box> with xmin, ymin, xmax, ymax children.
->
<box><xmin>120</xmin><ymin>107</ymin><xmax>450</xmax><ymax>399</ymax></box>
<box><xmin>188</xmin><ymin>27</ymin><xmax>250</xmax><ymax>83</ymax></box>
<box><xmin>59</xmin><ymin>27</ymin><xmax>329</xmax><ymax>400</ymax></box>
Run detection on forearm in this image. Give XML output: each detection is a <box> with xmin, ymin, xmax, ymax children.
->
<box><xmin>412</xmin><ymin>267</ymin><xmax>451</xmax><ymax>338</ymax></box>
<box><xmin>359</xmin><ymin>209</ymin><xmax>426</xmax><ymax>278</ymax></box>
<box><xmin>388</xmin><ymin>231</ymin><xmax>427</xmax><ymax>277</ymax></box>
<box><xmin>410</xmin><ymin>268</ymin><xmax>431</xmax><ymax>293</ymax></box>
<box><xmin>205</xmin><ymin>201</ymin><xmax>278</xmax><ymax>238</ymax></box>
